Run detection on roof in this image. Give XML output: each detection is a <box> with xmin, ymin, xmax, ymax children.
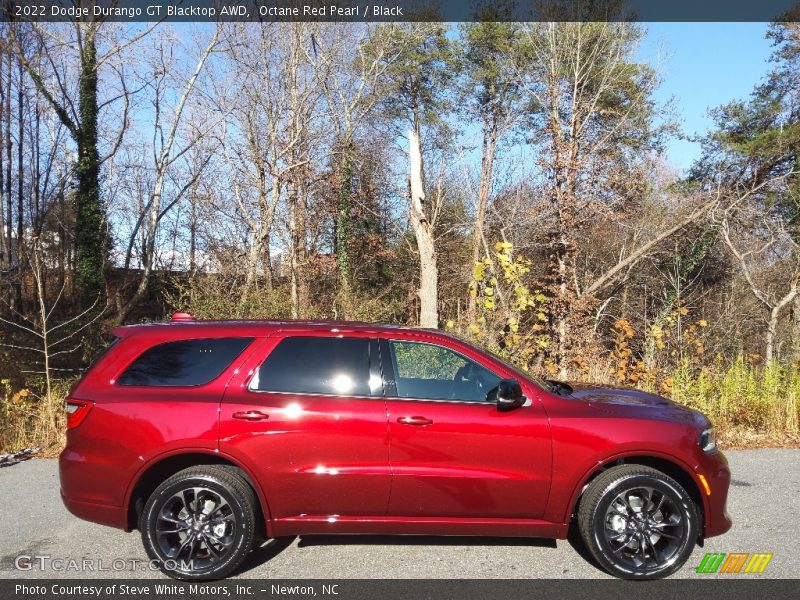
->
<box><xmin>111</xmin><ymin>312</ymin><xmax>441</xmax><ymax>339</ymax></box>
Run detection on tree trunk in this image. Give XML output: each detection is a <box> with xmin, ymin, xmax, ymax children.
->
<box><xmin>243</xmin><ymin>170</ymin><xmax>267</xmax><ymax>294</ymax></box>
<box><xmin>243</xmin><ymin>168</ymin><xmax>276</xmax><ymax>296</ymax></box>
<box><xmin>765</xmin><ymin>285</ymin><xmax>798</xmax><ymax>362</ymax></box>
<box><xmin>188</xmin><ymin>185</ymin><xmax>197</xmax><ymax>276</ymax></box>
<box><xmin>287</xmin><ymin>172</ymin><xmax>309</xmax><ymax>319</ymax></box>
<box><xmin>555</xmin><ymin>225</ymin><xmax>570</xmax><ymax>380</ymax></box>
<box><xmin>16</xmin><ymin>56</ymin><xmax>24</xmax><ymax>312</ymax></box>
<box><xmin>57</xmin><ymin>177</ymin><xmax>66</xmax><ymax>293</ymax></box>
<box><xmin>792</xmin><ymin>294</ymin><xmax>800</xmax><ymax>364</ymax></box>
<box><xmin>467</xmin><ymin>112</ymin><xmax>498</xmax><ymax>325</ymax></box>
<box><xmin>336</xmin><ymin>138</ymin><xmax>354</xmax><ymax>313</ymax></box>
<box><xmin>9</xmin><ymin>23</ymin><xmax>107</xmax><ymax>306</ymax></box>
<box><xmin>289</xmin><ymin>183</ymin><xmax>301</xmax><ymax>319</ymax></box>
<box><xmin>74</xmin><ymin>25</ymin><xmax>106</xmax><ymax>306</ymax></box>
<box><xmin>408</xmin><ymin>127</ymin><xmax>438</xmax><ymax>328</ymax></box>
<box><xmin>0</xmin><ymin>47</ymin><xmax>6</xmax><ymax>270</ymax></box>
<box><xmin>262</xmin><ymin>180</ymin><xmax>279</xmax><ymax>292</ymax></box>
<box><xmin>766</xmin><ymin>306</ymin><xmax>779</xmax><ymax>363</ymax></box>
<box><xmin>296</xmin><ymin>178</ymin><xmax>309</xmax><ymax>314</ymax></box>
<box><xmin>4</xmin><ymin>50</ymin><xmax>11</xmax><ymax>271</ymax></box>
<box><xmin>33</xmin><ymin>96</ymin><xmax>41</xmax><ymax>233</ymax></box>
<box><xmin>263</xmin><ymin>243</ymin><xmax>273</xmax><ymax>291</ymax></box>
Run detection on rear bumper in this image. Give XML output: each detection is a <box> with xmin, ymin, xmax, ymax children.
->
<box><xmin>697</xmin><ymin>450</ymin><xmax>732</xmax><ymax>538</ymax></box>
<box><xmin>59</xmin><ymin>447</ymin><xmax>128</xmax><ymax>530</ymax></box>
<box><xmin>60</xmin><ymin>491</ymin><xmax>128</xmax><ymax>530</ymax></box>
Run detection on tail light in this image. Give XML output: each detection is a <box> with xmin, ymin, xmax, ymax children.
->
<box><xmin>66</xmin><ymin>400</ymin><xmax>92</xmax><ymax>429</ymax></box>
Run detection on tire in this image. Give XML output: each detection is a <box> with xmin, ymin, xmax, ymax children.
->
<box><xmin>577</xmin><ymin>464</ymin><xmax>699</xmax><ymax>580</ymax></box>
<box><xmin>139</xmin><ymin>465</ymin><xmax>258</xmax><ymax>580</ymax></box>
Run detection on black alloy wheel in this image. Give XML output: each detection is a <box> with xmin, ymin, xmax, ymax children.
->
<box><xmin>578</xmin><ymin>464</ymin><xmax>699</xmax><ymax>579</ymax></box>
<box><xmin>140</xmin><ymin>465</ymin><xmax>258</xmax><ymax>580</ymax></box>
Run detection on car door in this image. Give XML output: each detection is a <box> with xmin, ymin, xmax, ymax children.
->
<box><xmin>219</xmin><ymin>332</ymin><xmax>391</xmax><ymax>520</ymax></box>
<box><xmin>382</xmin><ymin>335</ymin><xmax>552</xmax><ymax>519</ymax></box>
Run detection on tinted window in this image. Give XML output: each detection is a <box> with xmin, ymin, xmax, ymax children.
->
<box><xmin>389</xmin><ymin>340</ymin><xmax>501</xmax><ymax>402</ymax></box>
<box><xmin>250</xmin><ymin>336</ymin><xmax>373</xmax><ymax>396</ymax></box>
<box><xmin>117</xmin><ymin>338</ymin><xmax>254</xmax><ymax>387</ymax></box>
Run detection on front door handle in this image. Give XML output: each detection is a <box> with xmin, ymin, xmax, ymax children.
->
<box><xmin>232</xmin><ymin>410</ymin><xmax>270</xmax><ymax>421</ymax></box>
<box><xmin>397</xmin><ymin>416</ymin><xmax>433</xmax><ymax>426</ymax></box>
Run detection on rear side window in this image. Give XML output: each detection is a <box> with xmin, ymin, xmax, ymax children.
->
<box><xmin>117</xmin><ymin>337</ymin><xmax>254</xmax><ymax>387</ymax></box>
<box><xmin>250</xmin><ymin>336</ymin><xmax>372</xmax><ymax>396</ymax></box>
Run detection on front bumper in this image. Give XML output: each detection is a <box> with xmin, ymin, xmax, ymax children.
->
<box><xmin>696</xmin><ymin>449</ymin><xmax>732</xmax><ymax>538</ymax></box>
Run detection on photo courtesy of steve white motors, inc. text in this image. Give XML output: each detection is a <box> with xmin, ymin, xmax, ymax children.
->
<box><xmin>13</xmin><ymin>583</ymin><xmax>340</xmax><ymax>597</ymax></box>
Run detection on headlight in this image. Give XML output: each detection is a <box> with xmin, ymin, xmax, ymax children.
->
<box><xmin>699</xmin><ymin>427</ymin><xmax>717</xmax><ymax>453</ymax></box>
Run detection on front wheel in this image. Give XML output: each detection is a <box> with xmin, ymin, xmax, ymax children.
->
<box><xmin>577</xmin><ymin>465</ymin><xmax>699</xmax><ymax>579</ymax></box>
<box><xmin>140</xmin><ymin>465</ymin><xmax>258</xmax><ymax>580</ymax></box>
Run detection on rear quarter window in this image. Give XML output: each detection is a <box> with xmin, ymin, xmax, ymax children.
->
<box><xmin>117</xmin><ymin>337</ymin><xmax>254</xmax><ymax>387</ymax></box>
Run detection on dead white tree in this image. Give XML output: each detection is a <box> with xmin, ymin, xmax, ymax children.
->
<box><xmin>409</xmin><ymin>127</ymin><xmax>439</xmax><ymax>328</ymax></box>
<box><xmin>721</xmin><ymin>217</ymin><xmax>799</xmax><ymax>362</ymax></box>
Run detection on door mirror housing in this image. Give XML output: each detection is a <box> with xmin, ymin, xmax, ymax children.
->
<box><xmin>496</xmin><ymin>379</ymin><xmax>525</xmax><ymax>410</ymax></box>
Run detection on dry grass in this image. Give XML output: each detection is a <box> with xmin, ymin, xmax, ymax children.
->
<box><xmin>572</xmin><ymin>356</ymin><xmax>800</xmax><ymax>449</ymax></box>
<box><xmin>1</xmin><ymin>378</ymin><xmax>69</xmax><ymax>454</ymax></box>
<box><xmin>670</xmin><ymin>359</ymin><xmax>800</xmax><ymax>445</ymax></box>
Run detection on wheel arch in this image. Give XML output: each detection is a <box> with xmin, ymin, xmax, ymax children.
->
<box><xmin>567</xmin><ymin>452</ymin><xmax>707</xmax><ymax>538</ymax></box>
<box><xmin>125</xmin><ymin>449</ymin><xmax>273</xmax><ymax>538</ymax></box>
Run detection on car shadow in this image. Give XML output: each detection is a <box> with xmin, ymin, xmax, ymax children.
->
<box><xmin>566</xmin><ymin>519</ymin><xmax>604</xmax><ymax>574</ymax></box>
<box><xmin>234</xmin><ymin>532</ymin><xmax>586</xmax><ymax>576</ymax></box>
<box><xmin>295</xmin><ymin>534</ymin><xmax>557</xmax><ymax>548</ymax></box>
<box><xmin>233</xmin><ymin>536</ymin><xmax>297</xmax><ymax>575</ymax></box>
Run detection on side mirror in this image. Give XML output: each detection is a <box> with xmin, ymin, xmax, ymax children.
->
<box><xmin>496</xmin><ymin>379</ymin><xmax>525</xmax><ymax>410</ymax></box>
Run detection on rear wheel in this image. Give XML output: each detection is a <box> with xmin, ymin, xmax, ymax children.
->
<box><xmin>577</xmin><ymin>465</ymin><xmax>699</xmax><ymax>579</ymax></box>
<box><xmin>140</xmin><ymin>465</ymin><xmax>257</xmax><ymax>580</ymax></box>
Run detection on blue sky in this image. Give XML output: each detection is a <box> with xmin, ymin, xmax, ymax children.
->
<box><xmin>639</xmin><ymin>22</ymin><xmax>775</xmax><ymax>172</ymax></box>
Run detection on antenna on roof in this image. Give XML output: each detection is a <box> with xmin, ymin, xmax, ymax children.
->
<box><xmin>171</xmin><ymin>312</ymin><xmax>195</xmax><ymax>322</ymax></box>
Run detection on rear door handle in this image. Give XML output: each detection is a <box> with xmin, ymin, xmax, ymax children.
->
<box><xmin>397</xmin><ymin>416</ymin><xmax>433</xmax><ymax>426</ymax></box>
<box><xmin>232</xmin><ymin>410</ymin><xmax>270</xmax><ymax>421</ymax></box>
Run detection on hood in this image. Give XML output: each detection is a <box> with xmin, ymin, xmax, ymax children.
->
<box><xmin>559</xmin><ymin>381</ymin><xmax>708</xmax><ymax>427</ymax></box>
<box><xmin>567</xmin><ymin>382</ymin><xmax>674</xmax><ymax>407</ymax></box>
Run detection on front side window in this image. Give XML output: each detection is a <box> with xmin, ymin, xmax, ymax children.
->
<box><xmin>249</xmin><ymin>336</ymin><xmax>374</xmax><ymax>396</ymax></box>
<box><xmin>388</xmin><ymin>340</ymin><xmax>501</xmax><ymax>402</ymax></box>
<box><xmin>117</xmin><ymin>337</ymin><xmax>254</xmax><ymax>387</ymax></box>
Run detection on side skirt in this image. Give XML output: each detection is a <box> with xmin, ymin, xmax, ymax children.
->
<box><xmin>272</xmin><ymin>515</ymin><xmax>568</xmax><ymax>539</ymax></box>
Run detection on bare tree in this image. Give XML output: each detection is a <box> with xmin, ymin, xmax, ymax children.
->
<box><xmin>721</xmin><ymin>214</ymin><xmax>799</xmax><ymax>361</ymax></box>
<box><xmin>4</xmin><ymin>20</ymin><xmax>157</xmax><ymax>303</ymax></box>
<box><xmin>114</xmin><ymin>26</ymin><xmax>221</xmax><ymax>323</ymax></box>
<box><xmin>0</xmin><ymin>238</ymin><xmax>102</xmax><ymax>399</ymax></box>
<box><xmin>460</xmin><ymin>21</ymin><xmax>523</xmax><ymax>324</ymax></box>
<box><xmin>315</xmin><ymin>24</ymin><xmax>402</xmax><ymax>310</ymax></box>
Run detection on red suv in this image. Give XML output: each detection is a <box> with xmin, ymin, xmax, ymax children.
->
<box><xmin>60</xmin><ymin>314</ymin><xmax>731</xmax><ymax>580</ymax></box>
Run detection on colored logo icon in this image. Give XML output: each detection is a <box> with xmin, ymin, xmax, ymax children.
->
<box><xmin>696</xmin><ymin>552</ymin><xmax>773</xmax><ymax>574</ymax></box>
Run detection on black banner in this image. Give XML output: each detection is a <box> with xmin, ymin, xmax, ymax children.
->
<box><xmin>3</xmin><ymin>579</ymin><xmax>800</xmax><ymax>600</ymax></box>
<box><xmin>1</xmin><ymin>0</ymin><xmax>799</xmax><ymax>23</ymax></box>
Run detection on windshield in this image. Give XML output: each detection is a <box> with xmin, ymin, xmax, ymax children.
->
<box><xmin>482</xmin><ymin>347</ymin><xmax>553</xmax><ymax>391</ymax></box>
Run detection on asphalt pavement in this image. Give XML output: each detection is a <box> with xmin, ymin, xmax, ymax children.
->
<box><xmin>0</xmin><ymin>449</ymin><xmax>797</xmax><ymax>579</ymax></box>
